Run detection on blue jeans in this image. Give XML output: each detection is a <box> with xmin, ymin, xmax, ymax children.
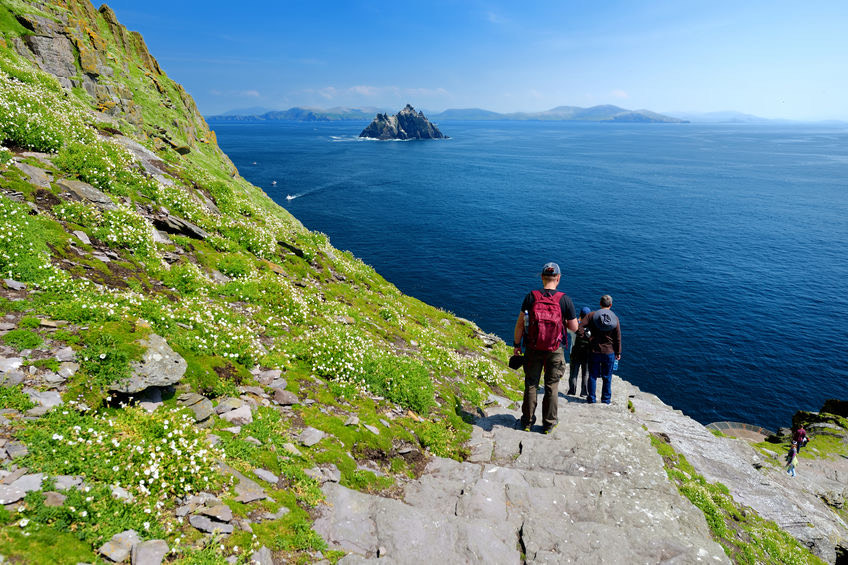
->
<box><xmin>588</xmin><ymin>353</ymin><xmax>615</xmax><ymax>404</ymax></box>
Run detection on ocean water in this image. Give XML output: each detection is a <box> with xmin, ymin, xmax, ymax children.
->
<box><xmin>210</xmin><ymin>119</ymin><xmax>848</xmax><ymax>431</ymax></box>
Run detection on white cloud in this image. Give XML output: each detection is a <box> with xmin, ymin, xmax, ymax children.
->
<box><xmin>350</xmin><ymin>85</ymin><xmax>380</xmax><ymax>96</ymax></box>
<box><xmin>406</xmin><ymin>87</ymin><xmax>449</xmax><ymax>97</ymax></box>
<box><xmin>486</xmin><ymin>11</ymin><xmax>507</xmax><ymax>24</ymax></box>
<box><xmin>211</xmin><ymin>88</ymin><xmax>261</xmax><ymax>98</ymax></box>
<box><xmin>310</xmin><ymin>85</ymin><xmax>450</xmax><ymax>101</ymax></box>
<box><xmin>318</xmin><ymin>86</ymin><xmax>339</xmax><ymax>99</ymax></box>
<box><xmin>611</xmin><ymin>89</ymin><xmax>629</xmax><ymax>99</ymax></box>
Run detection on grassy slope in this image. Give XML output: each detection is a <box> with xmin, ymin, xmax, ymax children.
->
<box><xmin>0</xmin><ymin>1</ymin><xmax>520</xmax><ymax>562</ymax></box>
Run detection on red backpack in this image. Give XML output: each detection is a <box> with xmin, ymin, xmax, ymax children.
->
<box><xmin>527</xmin><ymin>290</ymin><xmax>564</xmax><ymax>351</ymax></box>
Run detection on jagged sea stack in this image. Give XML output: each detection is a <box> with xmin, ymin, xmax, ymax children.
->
<box><xmin>359</xmin><ymin>104</ymin><xmax>447</xmax><ymax>140</ymax></box>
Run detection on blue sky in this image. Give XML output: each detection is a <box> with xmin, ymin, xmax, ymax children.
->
<box><xmin>103</xmin><ymin>1</ymin><xmax>848</xmax><ymax>120</ymax></box>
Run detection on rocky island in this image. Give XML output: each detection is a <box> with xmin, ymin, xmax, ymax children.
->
<box><xmin>0</xmin><ymin>1</ymin><xmax>844</xmax><ymax>564</ymax></box>
<box><xmin>359</xmin><ymin>104</ymin><xmax>447</xmax><ymax>140</ymax></box>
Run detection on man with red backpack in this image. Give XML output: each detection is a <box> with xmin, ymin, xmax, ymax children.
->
<box><xmin>513</xmin><ymin>262</ymin><xmax>578</xmax><ymax>433</ymax></box>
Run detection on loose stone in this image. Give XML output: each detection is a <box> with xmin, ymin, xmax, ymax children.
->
<box><xmin>99</xmin><ymin>529</ymin><xmax>140</xmax><ymax>563</ymax></box>
<box><xmin>299</xmin><ymin>427</ymin><xmax>325</xmax><ymax>447</ymax></box>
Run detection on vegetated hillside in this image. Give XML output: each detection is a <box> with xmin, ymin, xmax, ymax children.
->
<box><xmin>0</xmin><ymin>1</ymin><xmax>518</xmax><ymax>562</ymax></box>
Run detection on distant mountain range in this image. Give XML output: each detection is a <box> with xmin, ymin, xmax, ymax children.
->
<box><xmin>207</xmin><ymin>106</ymin><xmax>848</xmax><ymax>125</ymax></box>
<box><xmin>208</xmin><ymin>104</ymin><xmax>689</xmax><ymax>123</ymax></box>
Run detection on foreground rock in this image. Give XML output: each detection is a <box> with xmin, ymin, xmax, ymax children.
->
<box><xmin>314</xmin><ymin>379</ymin><xmax>728</xmax><ymax>563</ymax></box>
<box><xmin>110</xmin><ymin>334</ymin><xmax>187</xmax><ymax>393</ymax></box>
<box><xmin>359</xmin><ymin>104</ymin><xmax>446</xmax><ymax>140</ymax></box>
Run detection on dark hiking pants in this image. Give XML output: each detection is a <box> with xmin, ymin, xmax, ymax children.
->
<box><xmin>521</xmin><ymin>347</ymin><xmax>565</xmax><ymax>429</ymax></box>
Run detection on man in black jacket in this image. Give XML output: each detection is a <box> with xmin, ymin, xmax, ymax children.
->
<box><xmin>579</xmin><ymin>295</ymin><xmax>621</xmax><ymax>405</ymax></box>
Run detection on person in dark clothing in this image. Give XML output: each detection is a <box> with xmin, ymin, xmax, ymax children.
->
<box><xmin>513</xmin><ymin>262</ymin><xmax>578</xmax><ymax>433</ymax></box>
<box><xmin>579</xmin><ymin>295</ymin><xmax>621</xmax><ymax>405</ymax></box>
<box><xmin>793</xmin><ymin>427</ymin><xmax>809</xmax><ymax>451</ymax></box>
<box><xmin>567</xmin><ymin>306</ymin><xmax>592</xmax><ymax>397</ymax></box>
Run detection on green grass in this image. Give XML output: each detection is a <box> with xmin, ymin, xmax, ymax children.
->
<box><xmin>0</xmin><ymin>5</ymin><xmax>31</xmax><ymax>37</ymax></box>
<box><xmin>0</xmin><ymin>385</ymin><xmax>36</xmax><ymax>411</ymax></box>
<box><xmin>1</xmin><ymin>327</ymin><xmax>42</xmax><ymax>350</ymax></box>
<box><xmin>0</xmin><ymin>527</ymin><xmax>96</xmax><ymax>565</ymax></box>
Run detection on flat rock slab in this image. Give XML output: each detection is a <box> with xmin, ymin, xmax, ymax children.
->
<box><xmin>198</xmin><ymin>503</ymin><xmax>233</xmax><ymax>523</ymax></box>
<box><xmin>0</xmin><ymin>358</ymin><xmax>23</xmax><ymax>373</ymax></box>
<box><xmin>314</xmin><ymin>378</ymin><xmax>729</xmax><ymax>564</ymax></box>
<box><xmin>0</xmin><ymin>473</ymin><xmax>43</xmax><ymax>505</ymax></box>
<box><xmin>0</xmin><ymin>371</ymin><xmax>24</xmax><ymax>387</ymax></box>
<box><xmin>189</xmin><ymin>514</ymin><xmax>234</xmax><ymax>534</ymax></box>
<box><xmin>3</xmin><ymin>279</ymin><xmax>26</xmax><ymax>291</ymax></box>
<box><xmin>72</xmin><ymin>230</ymin><xmax>91</xmax><ymax>246</ymax></box>
<box><xmin>214</xmin><ymin>397</ymin><xmax>243</xmax><ymax>414</ymax></box>
<box><xmin>13</xmin><ymin>162</ymin><xmax>52</xmax><ymax>188</ymax></box>
<box><xmin>273</xmin><ymin>389</ymin><xmax>298</xmax><ymax>405</ymax></box>
<box><xmin>220</xmin><ymin>405</ymin><xmax>253</xmax><ymax>426</ymax></box>
<box><xmin>26</xmin><ymin>389</ymin><xmax>63</xmax><ymax>408</ymax></box>
<box><xmin>5</xmin><ymin>442</ymin><xmax>29</xmax><ymax>460</ymax></box>
<box><xmin>299</xmin><ymin>427</ymin><xmax>325</xmax><ymax>447</ymax></box>
<box><xmin>99</xmin><ymin>529</ymin><xmax>140</xmax><ymax>563</ymax></box>
<box><xmin>250</xmin><ymin>546</ymin><xmax>273</xmax><ymax>565</ymax></box>
<box><xmin>220</xmin><ymin>463</ymin><xmax>268</xmax><ymax>503</ymax></box>
<box><xmin>57</xmin><ymin>179</ymin><xmax>116</xmax><ymax>210</ymax></box>
<box><xmin>177</xmin><ymin>392</ymin><xmax>213</xmax><ymax>422</ymax></box>
<box><xmin>54</xmin><ymin>475</ymin><xmax>82</xmax><ymax>491</ymax></box>
<box><xmin>254</xmin><ymin>468</ymin><xmax>279</xmax><ymax>484</ymax></box>
<box><xmin>131</xmin><ymin>539</ymin><xmax>169</xmax><ymax>565</ymax></box>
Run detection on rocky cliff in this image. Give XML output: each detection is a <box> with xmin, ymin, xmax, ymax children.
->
<box><xmin>0</xmin><ymin>2</ymin><xmax>844</xmax><ymax>564</ymax></box>
<box><xmin>4</xmin><ymin>0</ymin><xmax>222</xmax><ymax>157</ymax></box>
<box><xmin>359</xmin><ymin>104</ymin><xmax>447</xmax><ymax>140</ymax></box>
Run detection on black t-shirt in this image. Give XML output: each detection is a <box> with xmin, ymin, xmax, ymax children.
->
<box><xmin>521</xmin><ymin>289</ymin><xmax>577</xmax><ymax>322</ymax></box>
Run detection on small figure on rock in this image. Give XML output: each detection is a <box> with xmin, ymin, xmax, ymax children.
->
<box><xmin>580</xmin><ymin>295</ymin><xmax>621</xmax><ymax>405</ymax></box>
<box><xmin>513</xmin><ymin>262</ymin><xmax>578</xmax><ymax>433</ymax></box>
<box><xmin>567</xmin><ymin>306</ymin><xmax>592</xmax><ymax>397</ymax></box>
<box><xmin>793</xmin><ymin>426</ymin><xmax>809</xmax><ymax>451</ymax></box>
<box><xmin>786</xmin><ymin>441</ymin><xmax>799</xmax><ymax>477</ymax></box>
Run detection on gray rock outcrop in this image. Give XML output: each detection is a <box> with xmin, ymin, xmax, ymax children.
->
<box><xmin>627</xmin><ymin>380</ymin><xmax>848</xmax><ymax>563</ymax></box>
<box><xmin>359</xmin><ymin>105</ymin><xmax>446</xmax><ymax>140</ymax></box>
<box><xmin>56</xmin><ymin>179</ymin><xmax>117</xmax><ymax>210</ymax></box>
<box><xmin>110</xmin><ymin>334</ymin><xmax>186</xmax><ymax>393</ymax></box>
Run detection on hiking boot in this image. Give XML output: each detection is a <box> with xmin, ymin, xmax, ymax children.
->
<box><xmin>542</xmin><ymin>423</ymin><xmax>558</xmax><ymax>435</ymax></box>
<box><xmin>519</xmin><ymin>416</ymin><xmax>536</xmax><ymax>431</ymax></box>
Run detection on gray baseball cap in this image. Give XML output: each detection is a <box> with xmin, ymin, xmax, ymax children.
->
<box><xmin>541</xmin><ymin>262</ymin><xmax>561</xmax><ymax>276</ymax></box>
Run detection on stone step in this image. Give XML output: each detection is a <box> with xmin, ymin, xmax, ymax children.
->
<box><xmin>315</xmin><ymin>377</ymin><xmax>729</xmax><ymax>564</ymax></box>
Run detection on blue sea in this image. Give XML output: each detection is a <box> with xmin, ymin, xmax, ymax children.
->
<box><xmin>210</xmin><ymin>119</ymin><xmax>848</xmax><ymax>431</ymax></box>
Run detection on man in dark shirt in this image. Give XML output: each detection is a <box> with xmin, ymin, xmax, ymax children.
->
<box><xmin>513</xmin><ymin>262</ymin><xmax>578</xmax><ymax>433</ymax></box>
<box><xmin>579</xmin><ymin>295</ymin><xmax>621</xmax><ymax>405</ymax></box>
